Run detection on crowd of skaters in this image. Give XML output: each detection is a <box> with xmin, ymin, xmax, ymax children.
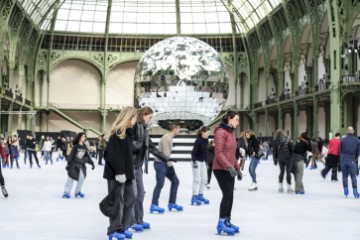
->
<box><xmin>0</xmin><ymin>107</ymin><xmax>360</xmax><ymax>239</ymax></box>
<box><xmin>0</xmin><ymin>133</ymin><xmax>108</xmax><ymax>198</ymax></box>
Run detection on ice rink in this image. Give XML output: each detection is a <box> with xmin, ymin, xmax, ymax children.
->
<box><xmin>0</xmin><ymin>155</ymin><xmax>359</xmax><ymax>240</ymax></box>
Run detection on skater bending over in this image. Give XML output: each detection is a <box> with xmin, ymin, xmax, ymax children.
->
<box><xmin>213</xmin><ymin>110</ymin><xmax>241</xmax><ymax>235</ymax></box>
<box><xmin>103</xmin><ymin>106</ymin><xmax>138</xmax><ymax>240</ymax></box>
<box><xmin>321</xmin><ymin>133</ymin><xmax>341</xmax><ymax>182</ymax></box>
<box><xmin>62</xmin><ymin>132</ymin><xmax>95</xmax><ymax>199</ymax></box>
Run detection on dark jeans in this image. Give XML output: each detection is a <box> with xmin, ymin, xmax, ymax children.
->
<box><xmin>151</xmin><ymin>161</ymin><xmax>179</xmax><ymax>206</ymax></box>
<box><xmin>132</xmin><ymin>167</ymin><xmax>145</xmax><ymax>224</ymax></box>
<box><xmin>207</xmin><ymin>161</ymin><xmax>213</xmax><ymax>184</ymax></box>
<box><xmin>10</xmin><ymin>156</ymin><xmax>19</xmax><ymax>168</ymax></box>
<box><xmin>279</xmin><ymin>160</ymin><xmax>292</xmax><ymax>184</ymax></box>
<box><xmin>107</xmin><ymin>179</ymin><xmax>136</xmax><ymax>235</ymax></box>
<box><xmin>98</xmin><ymin>150</ymin><xmax>104</xmax><ymax>165</ymax></box>
<box><xmin>24</xmin><ymin>149</ymin><xmax>28</xmax><ymax>164</ymax></box>
<box><xmin>341</xmin><ymin>159</ymin><xmax>357</xmax><ymax>188</ymax></box>
<box><xmin>0</xmin><ymin>164</ymin><xmax>4</xmax><ymax>186</ymax></box>
<box><xmin>28</xmin><ymin>150</ymin><xmax>40</xmax><ymax>166</ymax></box>
<box><xmin>213</xmin><ymin>170</ymin><xmax>235</xmax><ymax>219</ymax></box>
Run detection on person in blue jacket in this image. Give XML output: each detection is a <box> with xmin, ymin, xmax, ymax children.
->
<box><xmin>339</xmin><ymin>126</ymin><xmax>360</xmax><ymax>198</ymax></box>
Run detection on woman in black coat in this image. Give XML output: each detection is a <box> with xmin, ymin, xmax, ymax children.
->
<box><xmin>62</xmin><ymin>132</ymin><xmax>94</xmax><ymax>199</ymax></box>
<box><xmin>103</xmin><ymin>106</ymin><xmax>138</xmax><ymax>240</ymax></box>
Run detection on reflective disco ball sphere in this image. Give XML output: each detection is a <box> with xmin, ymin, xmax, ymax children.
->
<box><xmin>134</xmin><ymin>36</ymin><xmax>229</xmax><ymax>131</ymax></box>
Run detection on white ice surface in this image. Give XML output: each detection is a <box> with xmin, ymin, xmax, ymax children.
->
<box><xmin>0</xmin><ymin>155</ymin><xmax>359</xmax><ymax>240</ymax></box>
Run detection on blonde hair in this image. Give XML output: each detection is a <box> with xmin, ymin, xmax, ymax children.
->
<box><xmin>246</xmin><ymin>129</ymin><xmax>256</xmax><ymax>138</ymax></box>
<box><xmin>276</xmin><ymin>129</ymin><xmax>285</xmax><ymax>138</ymax></box>
<box><xmin>110</xmin><ymin>106</ymin><xmax>137</xmax><ymax>139</ymax></box>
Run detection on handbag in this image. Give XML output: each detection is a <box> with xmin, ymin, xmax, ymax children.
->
<box><xmin>99</xmin><ymin>182</ymin><xmax>122</xmax><ymax>218</ymax></box>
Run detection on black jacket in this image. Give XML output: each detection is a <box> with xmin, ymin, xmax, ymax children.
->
<box><xmin>103</xmin><ymin>129</ymin><xmax>135</xmax><ymax>181</ymax></box>
<box><xmin>66</xmin><ymin>144</ymin><xmax>94</xmax><ymax>180</ymax></box>
<box><xmin>25</xmin><ymin>138</ymin><xmax>37</xmax><ymax>151</ymax></box>
<box><xmin>273</xmin><ymin>136</ymin><xmax>293</xmax><ymax>162</ymax></box>
<box><xmin>238</xmin><ymin>137</ymin><xmax>246</xmax><ymax>150</ymax></box>
<box><xmin>247</xmin><ymin>136</ymin><xmax>260</xmax><ymax>156</ymax></box>
<box><xmin>132</xmin><ymin>122</ymin><xmax>169</xmax><ymax>169</ymax></box>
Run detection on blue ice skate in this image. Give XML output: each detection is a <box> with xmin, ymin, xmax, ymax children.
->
<box><xmin>198</xmin><ymin>194</ymin><xmax>210</xmax><ymax>204</ymax></box>
<box><xmin>122</xmin><ymin>230</ymin><xmax>133</xmax><ymax>239</ymax></box>
<box><xmin>353</xmin><ymin>188</ymin><xmax>359</xmax><ymax>199</ymax></box>
<box><xmin>75</xmin><ymin>192</ymin><xmax>85</xmax><ymax>198</ymax></box>
<box><xmin>108</xmin><ymin>232</ymin><xmax>126</xmax><ymax>240</ymax></box>
<box><xmin>150</xmin><ymin>204</ymin><xmax>165</xmax><ymax>214</ymax></box>
<box><xmin>191</xmin><ymin>195</ymin><xmax>202</xmax><ymax>205</ymax></box>
<box><xmin>225</xmin><ymin>219</ymin><xmax>240</xmax><ymax>233</ymax></box>
<box><xmin>168</xmin><ymin>203</ymin><xmax>183</xmax><ymax>211</ymax></box>
<box><xmin>62</xmin><ymin>193</ymin><xmax>71</xmax><ymax>199</ymax></box>
<box><xmin>217</xmin><ymin>218</ymin><xmax>235</xmax><ymax>235</ymax></box>
<box><xmin>129</xmin><ymin>224</ymin><xmax>143</xmax><ymax>232</ymax></box>
<box><xmin>141</xmin><ymin>222</ymin><xmax>150</xmax><ymax>229</ymax></box>
<box><xmin>344</xmin><ymin>187</ymin><xmax>349</xmax><ymax>197</ymax></box>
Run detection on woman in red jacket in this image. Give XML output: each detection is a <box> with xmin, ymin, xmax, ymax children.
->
<box><xmin>213</xmin><ymin>110</ymin><xmax>241</xmax><ymax>235</ymax></box>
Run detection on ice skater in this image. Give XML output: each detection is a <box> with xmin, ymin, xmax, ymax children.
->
<box><xmin>0</xmin><ymin>142</ymin><xmax>8</xmax><ymax>197</ymax></box>
<box><xmin>321</xmin><ymin>133</ymin><xmax>341</xmax><ymax>181</ymax></box>
<box><xmin>62</xmin><ymin>132</ymin><xmax>95</xmax><ymax>199</ymax></box>
<box><xmin>8</xmin><ymin>136</ymin><xmax>20</xmax><ymax>169</ymax></box>
<box><xmin>130</xmin><ymin>106</ymin><xmax>170</xmax><ymax>231</ymax></box>
<box><xmin>25</xmin><ymin>134</ymin><xmax>41</xmax><ymax>168</ymax></box>
<box><xmin>206</xmin><ymin>140</ymin><xmax>215</xmax><ymax>189</ymax></box>
<box><xmin>191</xmin><ymin>126</ymin><xmax>210</xmax><ymax>205</ymax></box>
<box><xmin>213</xmin><ymin>110</ymin><xmax>241</xmax><ymax>235</ymax></box>
<box><xmin>273</xmin><ymin>129</ymin><xmax>294</xmax><ymax>193</ymax></box>
<box><xmin>339</xmin><ymin>127</ymin><xmax>360</xmax><ymax>198</ymax></box>
<box><xmin>103</xmin><ymin>106</ymin><xmax>138</xmax><ymax>240</ymax></box>
<box><xmin>246</xmin><ymin>129</ymin><xmax>262</xmax><ymax>191</ymax></box>
<box><xmin>150</xmin><ymin>123</ymin><xmax>183</xmax><ymax>213</ymax></box>
<box><xmin>292</xmin><ymin>132</ymin><xmax>311</xmax><ymax>194</ymax></box>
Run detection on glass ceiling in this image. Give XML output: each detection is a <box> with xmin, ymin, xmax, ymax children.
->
<box><xmin>17</xmin><ymin>0</ymin><xmax>282</xmax><ymax>35</ymax></box>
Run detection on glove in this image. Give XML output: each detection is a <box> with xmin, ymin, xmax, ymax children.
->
<box><xmin>91</xmin><ymin>164</ymin><xmax>95</xmax><ymax>170</ymax></box>
<box><xmin>274</xmin><ymin>159</ymin><xmax>278</xmax><ymax>166</ymax></box>
<box><xmin>115</xmin><ymin>174</ymin><xmax>126</xmax><ymax>183</ymax></box>
<box><xmin>65</xmin><ymin>165</ymin><xmax>70</xmax><ymax>171</ymax></box>
<box><xmin>167</xmin><ymin>166</ymin><xmax>175</xmax><ymax>176</ymax></box>
<box><xmin>237</xmin><ymin>169</ymin><xmax>242</xmax><ymax>181</ymax></box>
<box><xmin>169</xmin><ymin>158</ymin><xmax>177</xmax><ymax>163</ymax></box>
<box><xmin>228</xmin><ymin>166</ymin><xmax>237</xmax><ymax>178</ymax></box>
<box><xmin>192</xmin><ymin>161</ymin><xmax>198</xmax><ymax>169</ymax></box>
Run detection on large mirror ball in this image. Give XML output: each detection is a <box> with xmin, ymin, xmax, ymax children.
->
<box><xmin>134</xmin><ymin>36</ymin><xmax>229</xmax><ymax>131</ymax></box>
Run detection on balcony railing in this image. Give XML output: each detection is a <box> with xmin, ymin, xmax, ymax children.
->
<box><xmin>341</xmin><ymin>74</ymin><xmax>360</xmax><ymax>84</ymax></box>
<box><xmin>254</xmin><ymin>102</ymin><xmax>263</xmax><ymax>108</ymax></box>
<box><xmin>279</xmin><ymin>93</ymin><xmax>291</xmax><ymax>101</ymax></box>
<box><xmin>265</xmin><ymin>98</ymin><xmax>276</xmax><ymax>104</ymax></box>
<box><xmin>25</xmin><ymin>99</ymin><xmax>31</xmax><ymax>105</ymax></box>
